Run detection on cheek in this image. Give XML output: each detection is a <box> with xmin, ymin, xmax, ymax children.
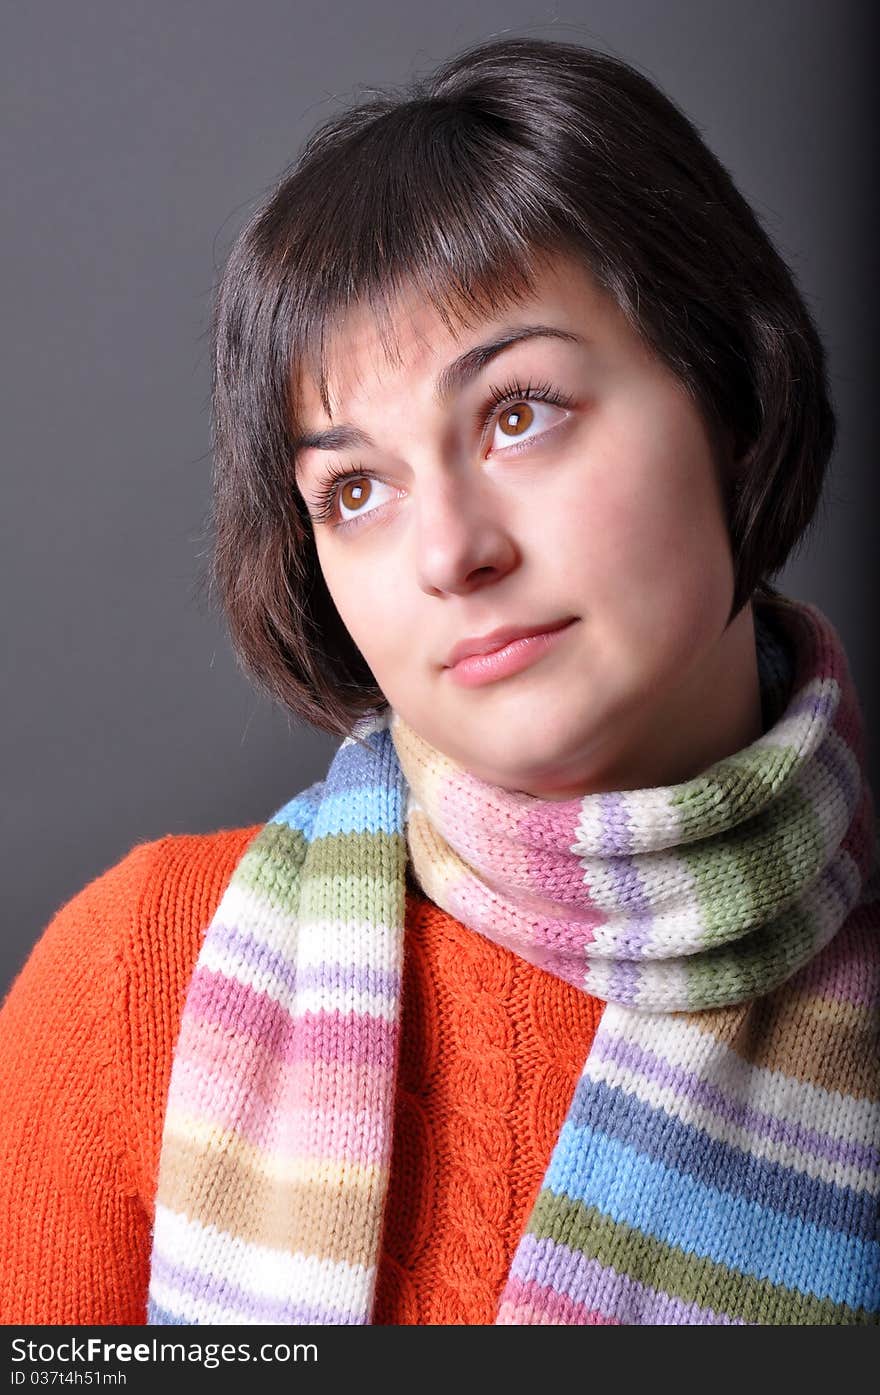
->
<box><xmin>588</xmin><ymin>403</ymin><xmax>726</xmax><ymax>564</ymax></box>
<box><xmin>542</xmin><ymin>468</ymin><xmax>710</xmax><ymax>591</ymax></box>
<box><xmin>317</xmin><ymin>547</ymin><xmax>406</xmax><ymax>668</ymax></box>
<box><xmin>544</xmin><ymin>423</ymin><xmax>733</xmax><ymax>640</ymax></box>
<box><xmin>580</xmin><ymin>471</ymin><xmax>711</xmax><ymax>573</ymax></box>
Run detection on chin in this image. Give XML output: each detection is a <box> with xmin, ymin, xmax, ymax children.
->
<box><xmin>465</xmin><ymin>732</ymin><xmax>595</xmax><ymax>794</ymax></box>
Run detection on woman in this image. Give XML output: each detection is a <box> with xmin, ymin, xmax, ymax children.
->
<box><xmin>1</xmin><ymin>36</ymin><xmax>877</xmax><ymax>1327</ymax></box>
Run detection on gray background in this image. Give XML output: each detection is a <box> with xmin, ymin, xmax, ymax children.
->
<box><xmin>2</xmin><ymin>1</ymin><xmax>877</xmax><ymax>996</ymax></box>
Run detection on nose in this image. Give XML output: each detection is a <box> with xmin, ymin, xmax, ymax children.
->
<box><xmin>414</xmin><ymin>468</ymin><xmax>519</xmax><ymax>597</ymax></box>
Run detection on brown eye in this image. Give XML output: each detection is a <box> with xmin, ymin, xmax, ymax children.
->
<box><xmin>498</xmin><ymin>401</ymin><xmax>535</xmax><ymax>438</ymax></box>
<box><xmin>340</xmin><ymin>478</ymin><xmax>371</xmax><ymax>512</ymax></box>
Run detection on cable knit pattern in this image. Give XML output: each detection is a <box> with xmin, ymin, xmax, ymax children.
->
<box><xmin>0</xmin><ymin>833</ymin><xmax>601</xmax><ymax>1324</ymax></box>
<box><xmin>374</xmin><ymin>893</ymin><xmax>602</xmax><ymax>1323</ymax></box>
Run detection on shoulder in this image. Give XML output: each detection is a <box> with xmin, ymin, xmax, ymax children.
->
<box><xmin>69</xmin><ymin>824</ymin><xmax>266</xmax><ymax>1202</ymax></box>
<box><xmin>107</xmin><ymin>827</ymin><xmax>265</xmax><ymax>1193</ymax></box>
<box><xmin>2</xmin><ymin>825</ymin><xmax>264</xmax><ymax>1062</ymax></box>
<box><xmin>0</xmin><ymin>823</ymin><xmax>270</xmax><ymax>1230</ymax></box>
<box><xmin>121</xmin><ymin>824</ymin><xmax>263</xmax><ymax>946</ymax></box>
<box><xmin>8</xmin><ymin>826</ymin><xmax>262</xmax><ymax>994</ymax></box>
<box><xmin>105</xmin><ymin>824</ymin><xmax>264</xmax><ymax>1010</ymax></box>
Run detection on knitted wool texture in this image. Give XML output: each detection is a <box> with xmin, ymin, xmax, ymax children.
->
<box><xmin>148</xmin><ymin>595</ymin><xmax>880</xmax><ymax>1324</ymax></box>
<box><xmin>0</xmin><ymin>837</ymin><xmax>602</xmax><ymax>1323</ymax></box>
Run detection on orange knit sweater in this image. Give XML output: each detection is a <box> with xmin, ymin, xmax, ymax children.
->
<box><xmin>0</xmin><ymin>828</ymin><xmax>604</xmax><ymax>1325</ymax></box>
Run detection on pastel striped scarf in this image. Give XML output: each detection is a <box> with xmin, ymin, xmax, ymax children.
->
<box><xmin>148</xmin><ymin>595</ymin><xmax>880</xmax><ymax>1324</ymax></box>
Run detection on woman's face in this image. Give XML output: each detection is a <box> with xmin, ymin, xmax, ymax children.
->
<box><xmin>294</xmin><ymin>252</ymin><xmax>758</xmax><ymax>797</ymax></box>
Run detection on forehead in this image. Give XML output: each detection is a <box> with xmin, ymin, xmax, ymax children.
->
<box><xmin>293</xmin><ymin>251</ymin><xmax>612</xmax><ymax>425</ymax></box>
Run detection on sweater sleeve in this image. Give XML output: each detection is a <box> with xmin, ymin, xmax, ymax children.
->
<box><xmin>0</xmin><ymin>838</ymin><xmax>173</xmax><ymax>1325</ymax></box>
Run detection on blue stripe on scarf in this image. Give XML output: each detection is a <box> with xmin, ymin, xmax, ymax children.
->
<box><xmin>544</xmin><ymin>1124</ymin><xmax>880</xmax><ymax>1307</ymax></box>
<box><xmin>568</xmin><ymin>1076</ymin><xmax>877</xmax><ymax>1240</ymax></box>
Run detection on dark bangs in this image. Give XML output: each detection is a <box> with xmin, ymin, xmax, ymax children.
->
<box><xmin>204</xmin><ymin>36</ymin><xmax>836</xmax><ymax>740</ymax></box>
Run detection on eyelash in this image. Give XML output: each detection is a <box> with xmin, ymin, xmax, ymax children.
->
<box><xmin>306</xmin><ymin>377</ymin><xmax>575</xmax><ymax>529</ymax></box>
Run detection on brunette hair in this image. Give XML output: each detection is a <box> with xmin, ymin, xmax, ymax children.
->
<box><xmin>201</xmin><ymin>35</ymin><xmax>836</xmax><ymax>739</ymax></box>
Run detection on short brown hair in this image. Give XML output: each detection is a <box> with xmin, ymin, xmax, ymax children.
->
<box><xmin>200</xmin><ymin>35</ymin><xmax>836</xmax><ymax>739</ymax></box>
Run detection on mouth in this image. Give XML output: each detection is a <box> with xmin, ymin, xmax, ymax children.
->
<box><xmin>444</xmin><ymin>616</ymin><xmax>577</xmax><ymax>669</ymax></box>
<box><xmin>444</xmin><ymin>618</ymin><xmax>578</xmax><ymax>688</ymax></box>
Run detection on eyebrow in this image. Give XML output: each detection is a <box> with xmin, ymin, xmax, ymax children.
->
<box><xmin>292</xmin><ymin>325</ymin><xmax>586</xmax><ymax>457</ymax></box>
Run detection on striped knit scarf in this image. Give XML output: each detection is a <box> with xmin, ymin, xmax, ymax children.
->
<box><xmin>148</xmin><ymin>595</ymin><xmax>880</xmax><ymax>1324</ymax></box>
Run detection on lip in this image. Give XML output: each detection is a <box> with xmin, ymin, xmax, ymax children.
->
<box><xmin>443</xmin><ymin>617</ymin><xmax>578</xmax><ymax>688</ymax></box>
<box><xmin>444</xmin><ymin>616</ymin><xmax>577</xmax><ymax>668</ymax></box>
